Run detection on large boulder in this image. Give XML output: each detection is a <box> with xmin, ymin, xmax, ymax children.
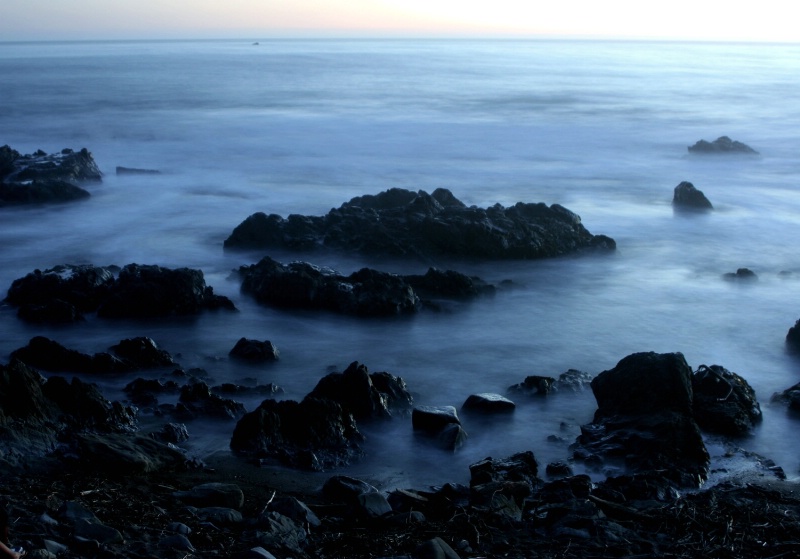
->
<box><xmin>224</xmin><ymin>188</ymin><xmax>615</xmax><ymax>260</ymax></box>
<box><xmin>688</xmin><ymin>136</ymin><xmax>758</xmax><ymax>154</ymax></box>
<box><xmin>229</xmin><ymin>338</ymin><xmax>280</xmax><ymax>362</ymax></box>
<box><xmin>692</xmin><ymin>364</ymin><xmax>762</xmax><ymax>435</ymax></box>
<box><xmin>229</xmin><ymin>397</ymin><xmax>364</xmax><ymax>470</ymax></box>
<box><xmin>573</xmin><ymin>352</ymin><xmax>709</xmax><ymax>487</ymax></box>
<box><xmin>0</xmin><ymin>146</ymin><xmax>101</xmax><ymax>206</ymax></box>
<box><xmin>412</xmin><ymin>405</ymin><xmax>468</xmax><ymax>451</ymax></box>
<box><xmin>672</xmin><ymin>181</ymin><xmax>713</xmax><ymax>210</ymax></box>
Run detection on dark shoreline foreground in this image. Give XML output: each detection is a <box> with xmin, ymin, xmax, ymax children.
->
<box><xmin>3</xmin><ymin>449</ymin><xmax>800</xmax><ymax>559</ymax></box>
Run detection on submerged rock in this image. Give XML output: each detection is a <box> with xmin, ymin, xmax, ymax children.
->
<box><xmin>224</xmin><ymin>187</ymin><xmax>615</xmax><ymax>260</ymax></box>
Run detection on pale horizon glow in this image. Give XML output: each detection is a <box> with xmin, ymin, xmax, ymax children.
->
<box><xmin>2</xmin><ymin>0</ymin><xmax>799</xmax><ymax>43</ymax></box>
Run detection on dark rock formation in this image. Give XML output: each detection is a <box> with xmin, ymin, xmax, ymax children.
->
<box><xmin>412</xmin><ymin>405</ymin><xmax>468</xmax><ymax>451</ymax></box>
<box><xmin>572</xmin><ymin>352</ymin><xmax>710</xmax><ymax>487</ymax></box>
<box><xmin>0</xmin><ymin>359</ymin><xmax>188</xmax><ymax>474</ymax></box>
<box><xmin>224</xmin><ymin>188</ymin><xmax>615</xmax><ymax>260</ymax></box>
<box><xmin>672</xmin><ymin>181</ymin><xmax>713</xmax><ymax>210</ymax></box>
<box><xmin>238</xmin><ymin>257</ymin><xmax>497</xmax><ymax>317</ymax></box>
<box><xmin>110</xmin><ymin>336</ymin><xmax>176</xmax><ymax>368</ymax></box>
<box><xmin>508</xmin><ymin>369</ymin><xmax>594</xmax><ymax>397</ymax></box>
<box><xmin>307</xmin><ymin>361</ymin><xmax>413</xmax><ymax>421</ymax></box>
<box><xmin>229</xmin><ymin>338</ymin><xmax>280</xmax><ymax>362</ymax></box>
<box><xmin>176</xmin><ymin>381</ymin><xmax>247</xmax><ymax>421</ymax></box>
<box><xmin>461</xmin><ymin>393</ymin><xmax>516</xmax><ymax>414</ymax></box>
<box><xmin>238</xmin><ymin>257</ymin><xmax>421</xmax><ymax>317</ymax></box>
<box><xmin>98</xmin><ymin>264</ymin><xmax>236</xmax><ymax>318</ymax></box>
<box><xmin>688</xmin><ymin>136</ymin><xmax>758</xmax><ymax>154</ymax></box>
<box><xmin>11</xmin><ymin>336</ymin><xmax>128</xmax><ymax>374</ymax></box>
<box><xmin>0</xmin><ymin>146</ymin><xmax>101</xmax><ymax>206</ymax></box>
<box><xmin>692</xmin><ymin>364</ymin><xmax>762</xmax><ymax>435</ymax></box>
<box><xmin>229</xmin><ymin>397</ymin><xmax>364</xmax><ymax>470</ymax></box>
<box><xmin>771</xmin><ymin>382</ymin><xmax>800</xmax><ymax>411</ymax></box>
<box><xmin>787</xmin><ymin>319</ymin><xmax>800</xmax><ymax>352</ymax></box>
<box><xmin>723</xmin><ymin>267</ymin><xmax>758</xmax><ymax>281</ymax></box>
<box><xmin>4</xmin><ymin>263</ymin><xmax>235</xmax><ymax>323</ymax></box>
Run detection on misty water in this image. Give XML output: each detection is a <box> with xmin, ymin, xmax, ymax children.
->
<box><xmin>2</xmin><ymin>39</ymin><xmax>800</xmax><ymax>487</ymax></box>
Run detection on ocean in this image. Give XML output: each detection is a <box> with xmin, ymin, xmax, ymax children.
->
<box><xmin>1</xmin><ymin>38</ymin><xmax>800</xmax><ymax>487</ymax></box>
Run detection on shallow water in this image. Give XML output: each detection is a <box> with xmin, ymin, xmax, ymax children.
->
<box><xmin>2</xmin><ymin>39</ymin><xmax>800</xmax><ymax>486</ymax></box>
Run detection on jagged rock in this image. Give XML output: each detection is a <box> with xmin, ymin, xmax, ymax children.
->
<box><xmin>688</xmin><ymin>136</ymin><xmax>758</xmax><ymax>154</ymax></box>
<box><xmin>0</xmin><ymin>146</ymin><xmax>101</xmax><ymax>206</ymax></box>
<box><xmin>673</xmin><ymin>181</ymin><xmax>713</xmax><ymax>210</ymax></box>
<box><xmin>238</xmin><ymin>257</ymin><xmax>421</xmax><ymax>316</ymax></box>
<box><xmin>692</xmin><ymin>364</ymin><xmax>762</xmax><ymax>435</ymax></box>
<box><xmin>110</xmin><ymin>337</ymin><xmax>176</xmax><ymax>368</ymax></box>
<box><xmin>42</xmin><ymin>376</ymin><xmax>138</xmax><ymax>432</ymax></box>
<box><xmin>98</xmin><ymin>263</ymin><xmax>236</xmax><ymax>318</ymax></box>
<box><xmin>4</xmin><ymin>263</ymin><xmax>235</xmax><ymax>323</ymax></box>
<box><xmin>461</xmin><ymin>393</ymin><xmax>516</xmax><ymax>414</ymax></box>
<box><xmin>10</xmin><ymin>336</ymin><xmax>130</xmax><ymax>374</ymax></box>
<box><xmin>124</xmin><ymin>377</ymin><xmax>181</xmax><ymax>406</ymax></box>
<box><xmin>573</xmin><ymin>352</ymin><xmax>710</xmax><ymax>487</ymax></box>
<box><xmin>787</xmin><ymin>319</ymin><xmax>800</xmax><ymax>352</ymax></box>
<box><xmin>771</xmin><ymin>381</ymin><xmax>800</xmax><ymax>411</ymax></box>
<box><xmin>404</xmin><ymin>268</ymin><xmax>495</xmax><ymax>299</ymax></box>
<box><xmin>150</xmin><ymin>422</ymin><xmax>189</xmax><ymax>444</ymax></box>
<box><xmin>230</xmin><ymin>397</ymin><xmax>364</xmax><ymax>470</ymax></box>
<box><xmin>253</xmin><ymin>512</ymin><xmax>307</xmax><ymax>555</ymax></box>
<box><xmin>508</xmin><ymin>375</ymin><xmax>557</xmax><ymax>396</ymax></box>
<box><xmin>176</xmin><ymin>381</ymin><xmax>246</xmax><ymax>420</ymax></box>
<box><xmin>307</xmin><ymin>361</ymin><xmax>412</xmax><ymax>421</ymax></box>
<box><xmin>224</xmin><ymin>188</ymin><xmax>615</xmax><ymax>260</ymax></box>
<box><xmin>229</xmin><ymin>338</ymin><xmax>280</xmax><ymax>362</ymax></box>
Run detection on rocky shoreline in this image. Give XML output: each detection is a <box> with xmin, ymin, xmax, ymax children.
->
<box><xmin>4</xmin><ymin>143</ymin><xmax>800</xmax><ymax>558</ymax></box>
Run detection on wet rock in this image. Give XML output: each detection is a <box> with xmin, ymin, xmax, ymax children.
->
<box><xmin>770</xmin><ymin>381</ymin><xmax>800</xmax><ymax>411</ymax></box>
<box><xmin>110</xmin><ymin>336</ymin><xmax>176</xmax><ymax>368</ymax></box>
<box><xmin>177</xmin><ymin>381</ymin><xmax>246</xmax><ymax>420</ymax></box>
<box><xmin>461</xmin><ymin>393</ymin><xmax>516</xmax><ymax>414</ymax></box>
<box><xmin>507</xmin><ymin>375</ymin><xmax>557</xmax><ymax>396</ymax></box>
<box><xmin>787</xmin><ymin>319</ymin><xmax>800</xmax><ymax>352</ymax></box>
<box><xmin>42</xmin><ymin>376</ymin><xmax>138</xmax><ymax>432</ymax></box>
<box><xmin>692</xmin><ymin>364</ymin><xmax>762</xmax><ymax>435</ymax></box>
<box><xmin>229</xmin><ymin>338</ymin><xmax>280</xmax><ymax>362</ymax></box>
<box><xmin>253</xmin><ymin>512</ymin><xmax>307</xmax><ymax>555</ymax></box>
<box><xmin>403</xmin><ymin>268</ymin><xmax>495</xmax><ymax>299</ymax></box>
<box><xmin>268</xmin><ymin>496</ymin><xmax>321</xmax><ymax>528</ymax></box>
<box><xmin>238</xmin><ymin>257</ymin><xmax>421</xmax><ymax>316</ymax></box>
<box><xmin>469</xmin><ymin>451</ymin><xmax>539</xmax><ymax>487</ymax></box>
<box><xmin>0</xmin><ymin>146</ymin><xmax>100</xmax><ymax>206</ymax></box>
<box><xmin>308</xmin><ymin>361</ymin><xmax>410</xmax><ymax>421</ymax></box>
<box><xmin>11</xmin><ymin>336</ymin><xmax>129</xmax><ymax>374</ymax></box>
<box><xmin>413</xmin><ymin>405</ymin><xmax>468</xmax><ymax>451</ymax></box>
<box><xmin>70</xmin><ymin>432</ymin><xmax>188</xmax><ymax>474</ymax></box>
<box><xmin>224</xmin><ymin>187</ymin><xmax>615</xmax><ymax>260</ymax></box>
<box><xmin>5</xmin><ymin>263</ymin><xmax>235</xmax><ymax>323</ymax></box>
<box><xmin>124</xmin><ymin>377</ymin><xmax>181</xmax><ymax>406</ymax></box>
<box><xmin>322</xmin><ymin>475</ymin><xmax>380</xmax><ymax>505</ymax></box>
<box><xmin>98</xmin><ymin>263</ymin><xmax>236</xmax><ymax>318</ymax></box>
<box><xmin>546</xmin><ymin>461</ymin><xmax>575</xmax><ymax>479</ymax></box>
<box><xmin>150</xmin><ymin>422</ymin><xmax>190</xmax><ymax>444</ymax></box>
<box><xmin>4</xmin><ymin>264</ymin><xmax>115</xmax><ymax>322</ymax></box>
<box><xmin>230</xmin><ymin>397</ymin><xmax>364</xmax><ymax>470</ymax></box>
<box><xmin>688</xmin><ymin>136</ymin><xmax>758</xmax><ymax>154</ymax></box>
<box><xmin>573</xmin><ymin>352</ymin><xmax>709</xmax><ymax>487</ymax></box>
<box><xmin>673</xmin><ymin>181</ymin><xmax>713</xmax><ymax>210</ymax></box>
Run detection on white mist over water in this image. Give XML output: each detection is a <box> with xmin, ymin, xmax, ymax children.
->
<box><xmin>2</xmin><ymin>39</ymin><xmax>800</xmax><ymax>486</ymax></box>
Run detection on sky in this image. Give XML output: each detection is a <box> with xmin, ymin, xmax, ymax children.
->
<box><xmin>2</xmin><ymin>0</ymin><xmax>798</xmax><ymax>42</ymax></box>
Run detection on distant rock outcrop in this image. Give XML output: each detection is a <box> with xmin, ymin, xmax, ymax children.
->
<box><xmin>688</xmin><ymin>136</ymin><xmax>758</xmax><ymax>155</ymax></box>
<box><xmin>0</xmin><ymin>145</ymin><xmax>101</xmax><ymax>206</ymax></box>
<box><xmin>224</xmin><ymin>188</ymin><xmax>615</xmax><ymax>261</ymax></box>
